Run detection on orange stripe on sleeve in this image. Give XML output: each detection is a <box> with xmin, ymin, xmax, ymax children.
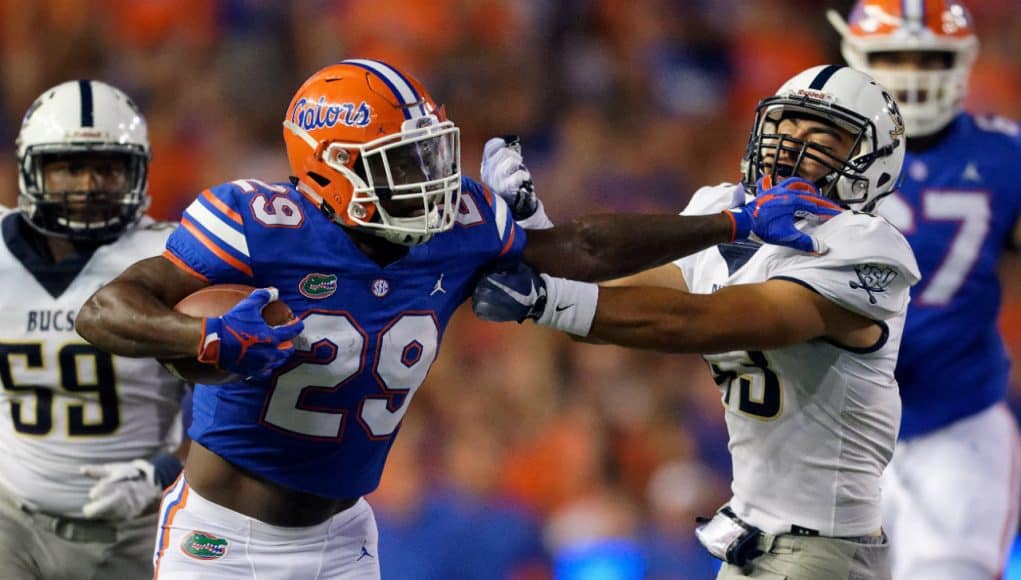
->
<box><xmin>498</xmin><ymin>223</ymin><xmax>517</xmax><ymax>256</ymax></box>
<box><xmin>480</xmin><ymin>184</ymin><xmax>493</xmax><ymax>207</ymax></box>
<box><xmin>201</xmin><ymin>189</ymin><xmax>243</xmax><ymax>225</ymax></box>
<box><xmin>181</xmin><ymin>218</ymin><xmax>254</xmax><ymax>278</ymax></box>
<box><xmin>162</xmin><ymin>250</ymin><xmax>209</xmax><ymax>283</ymax></box>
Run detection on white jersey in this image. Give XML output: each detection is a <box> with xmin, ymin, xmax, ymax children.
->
<box><xmin>676</xmin><ymin>183</ymin><xmax>920</xmax><ymax>537</ymax></box>
<box><xmin>0</xmin><ymin>210</ymin><xmax>184</xmax><ymax>517</ymax></box>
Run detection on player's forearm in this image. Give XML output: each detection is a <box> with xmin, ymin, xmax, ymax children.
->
<box><xmin>524</xmin><ymin>213</ymin><xmax>732</xmax><ymax>282</ymax></box>
<box><xmin>588</xmin><ymin>286</ymin><xmax>795</xmax><ymax>354</ymax></box>
<box><xmin>76</xmin><ymin>281</ymin><xmax>203</xmax><ymax>359</ymax></box>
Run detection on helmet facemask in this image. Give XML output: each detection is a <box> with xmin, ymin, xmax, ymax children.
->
<box><xmin>349</xmin><ymin>117</ymin><xmax>461</xmax><ymax>246</ymax></box>
<box><xmin>288</xmin><ymin>114</ymin><xmax>461</xmax><ymax>246</ymax></box>
<box><xmin>17</xmin><ymin>143</ymin><xmax>150</xmax><ymax>242</ymax></box>
<box><xmin>828</xmin><ymin>3</ymin><xmax>979</xmax><ymax>137</ymax></box>
<box><xmin>861</xmin><ymin>49</ymin><xmax>971</xmax><ymax>137</ymax></box>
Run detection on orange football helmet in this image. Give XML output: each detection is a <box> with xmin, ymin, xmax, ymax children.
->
<box><xmin>829</xmin><ymin>0</ymin><xmax>978</xmax><ymax>136</ymax></box>
<box><xmin>283</xmin><ymin>59</ymin><xmax>460</xmax><ymax>246</ymax></box>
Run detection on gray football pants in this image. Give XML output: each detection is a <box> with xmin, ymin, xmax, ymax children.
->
<box><xmin>0</xmin><ymin>484</ymin><xmax>158</xmax><ymax>580</ymax></box>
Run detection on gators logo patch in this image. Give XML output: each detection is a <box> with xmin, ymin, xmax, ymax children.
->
<box><xmin>181</xmin><ymin>530</ymin><xmax>229</xmax><ymax>560</ymax></box>
<box><xmin>299</xmin><ymin>273</ymin><xmax>338</xmax><ymax>299</ymax></box>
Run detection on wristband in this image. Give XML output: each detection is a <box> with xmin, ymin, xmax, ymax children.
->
<box><xmin>149</xmin><ymin>452</ymin><xmax>184</xmax><ymax>488</ymax></box>
<box><xmin>517</xmin><ymin>200</ymin><xmax>554</xmax><ymax>230</ymax></box>
<box><xmin>535</xmin><ymin>275</ymin><xmax>599</xmax><ymax>336</ymax></box>
<box><xmin>722</xmin><ymin>208</ymin><xmax>752</xmax><ymax>242</ymax></box>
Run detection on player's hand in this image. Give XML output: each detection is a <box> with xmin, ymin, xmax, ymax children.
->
<box><xmin>80</xmin><ymin>459</ymin><xmax>162</xmax><ymax>520</ymax></box>
<box><xmin>472</xmin><ymin>261</ymin><xmax>548</xmax><ymax>323</ymax></box>
<box><xmin>725</xmin><ymin>177</ymin><xmax>843</xmax><ymax>254</ymax></box>
<box><xmin>481</xmin><ymin>136</ymin><xmax>539</xmax><ymax>220</ymax></box>
<box><xmin>197</xmin><ymin>287</ymin><xmax>304</xmax><ymax>378</ymax></box>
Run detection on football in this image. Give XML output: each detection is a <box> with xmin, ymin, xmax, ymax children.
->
<box><xmin>158</xmin><ymin>284</ymin><xmax>295</xmax><ymax>384</ymax></box>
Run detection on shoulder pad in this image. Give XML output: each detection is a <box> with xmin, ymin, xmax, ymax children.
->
<box><xmin>791</xmin><ymin>211</ymin><xmax>920</xmax><ymax>285</ymax></box>
<box><xmin>971</xmin><ymin>113</ymin><xmax>1021</xmax><ymax>141</ymax></box>
<box><xmin>681</xmin><ymin>183</ymin><xmax>745</xmax><ymax>216</ymax></box>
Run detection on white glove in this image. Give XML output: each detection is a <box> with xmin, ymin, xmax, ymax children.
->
<box><xmin>80</xmin><ymin>459</ymin><xmax>163</xmax><ymax>520</ymax></box>
<box><xmin>480</xmin><ymin>136</ymin><xmax>553</xmax><ymax>229</ymax></box>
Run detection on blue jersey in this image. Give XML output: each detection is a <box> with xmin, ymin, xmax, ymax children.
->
<box><xmin>165</xmin><ymin>177</ymin><xmax>525</xmax><ymax>498</ymax></box>
<box><xmin>879</xmin><ymin>113</ymin><xmax>1021</xmax><ymax>439</ymax></box>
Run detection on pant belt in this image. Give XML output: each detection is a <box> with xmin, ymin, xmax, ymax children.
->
<box><xmin>20</xmin><ymin>505</ymin><xmax>118</xmax><ymax>543</ymax></box>
<box><xmin>788</xmin><ymin>524</ymin><xmax>886</xmax><ymax>545</ymax></box>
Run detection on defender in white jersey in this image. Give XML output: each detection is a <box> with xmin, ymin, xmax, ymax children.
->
<box><xmin>473</xmin><ymin>66</ymin><xmax>918</xmax><ymax>580</ymax></box>
<box><xmin>0</xmin><ymin>80</ymin><xmax>186</xmax><ymax>580</ymax></box>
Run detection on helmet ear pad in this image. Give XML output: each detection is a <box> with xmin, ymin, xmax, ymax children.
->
<box><xmin>285</xmin><ymin>131</ymin><xmax>377</xmax><ymax>228</ymax></box>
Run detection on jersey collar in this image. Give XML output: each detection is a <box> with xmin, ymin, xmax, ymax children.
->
<box><xmin>2</xmin><ymin>212</ymin><xmax>100</xmax><ymax>298</ymax></box>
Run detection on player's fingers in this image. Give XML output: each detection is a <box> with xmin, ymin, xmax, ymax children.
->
<box><xmin>235</xmin><ymin>288</ymin><xmax>277</xmax><ymax>313</ymax></box>
<box><xmin>483</xmin><ymin>137</ymin><xmax>507</xmax><ymax>161</ymax></box>
<box><xmin>494</xmin><ymin>151</ymin><xmax>524</xmax><ymax>177</ymax></box>
<box><xmin>792</xmin><ymin>233</ymin><xmax>828</xmax><ymax>255</ymax></box>
<box><xmin>271</xmin><ymin>318</ymin><xmax>304</xmax><ymax>340</ymax></box>
<box><xmin>81</xmin><ymin>495</ymin><xmax>120</xmax><ymax>519</ymax></box>
<box><xmin>88</xmin><ymin>478</ymin><xmax>121</xmax><ymax>499</ymax></box>
<box><xmin>794</xmin><ymin>193</ymin><xmax>842</xmax><ymax>212</ymax></box>
<box><xmin>777</xmin><ymin>176</ymin><xmax>819</xmax><ymax>195</ymax></box>
<box><xmin>508</xmin><ymin>168</ymin><xmax>532</xmax><ymax>186</ymax></box>
<box><xmin>792</xmin><ymin>199</ymin><xmax>842</xmax><ymax>218</ymax></box>
<box><xmin>471</xmin><ymin>289</ymin><xmax>505</xmax><ymax>321</ymax></box>
<box><xmin>271</xmin><ymin>322</ymin><xmax>302</xmax><ymax>345</ymax></box>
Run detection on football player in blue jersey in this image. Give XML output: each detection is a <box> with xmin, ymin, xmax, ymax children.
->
<box><xmin>0</xmin><ymin>81</ymin><xmax>187</xmax><ymax>580</ymax></box>
<box><xmin>74</xmin><ymin>59</ymin><xmax>840</xmax><ymax>579</ymax></box>
<box><xmin>830</xmin><ymin>1</ymin><xmax>1021</xmax><ymax>579</ymax></box>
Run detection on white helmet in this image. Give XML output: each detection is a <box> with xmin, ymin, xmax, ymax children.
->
<box><xmin>828</xmin><ymin>0</ymin><xmax>978</xmax><ymax>137</ymax></box>
<box><xmin>741</xmin><ymin>65</ymin><xmax>906</xmax><ymax>213</ymax></box>
<box><xmin>16</xmin><ymin>80</ymin><xmax>150</xmax><ymax>241</ymax></box>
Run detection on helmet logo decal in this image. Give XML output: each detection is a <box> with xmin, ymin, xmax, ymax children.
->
<box><xmin>291</xmin><ymin>97</ymin><xmax>371</xmax><ymax>131</ymax></box>
<box><xmin>795</xmin><ymin>88</ymin><xmax>833</xmax><ymax>101</ymax></box>
<box><xmin>882</xmin><ymin>91</ymin><xmax>906</xmax><ymax>138</ymax></box>
<box><xmin>856</xmin><ymin>5</ymin><xmax>902</xmax><ymax>32</ymax></box>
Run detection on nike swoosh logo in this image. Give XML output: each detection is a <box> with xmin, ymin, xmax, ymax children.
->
<box><xmin>486</xmin><ymin>278</ymin><xmax>536</xmax><ymax>306</ymax></box>
<box><xmin>555</xmin><ymin>304</ymin><xmax>574</xmax><ymax>312</ymax></box>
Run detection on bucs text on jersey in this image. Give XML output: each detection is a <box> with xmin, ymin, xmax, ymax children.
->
<box><xmin>675</xmin><ymin>183</ymin><xmax>920</xmax><ymax>536</ymax></box>
<box><xmin>164</xmin><ymin>176</ymin><xmax>524</xmax><ymax>499</ymax></box>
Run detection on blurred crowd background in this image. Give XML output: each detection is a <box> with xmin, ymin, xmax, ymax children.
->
<box><xmin>2</xmin><ymin>1</ymin><xmax>1021</xmax><ymax>578</ymax></box>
